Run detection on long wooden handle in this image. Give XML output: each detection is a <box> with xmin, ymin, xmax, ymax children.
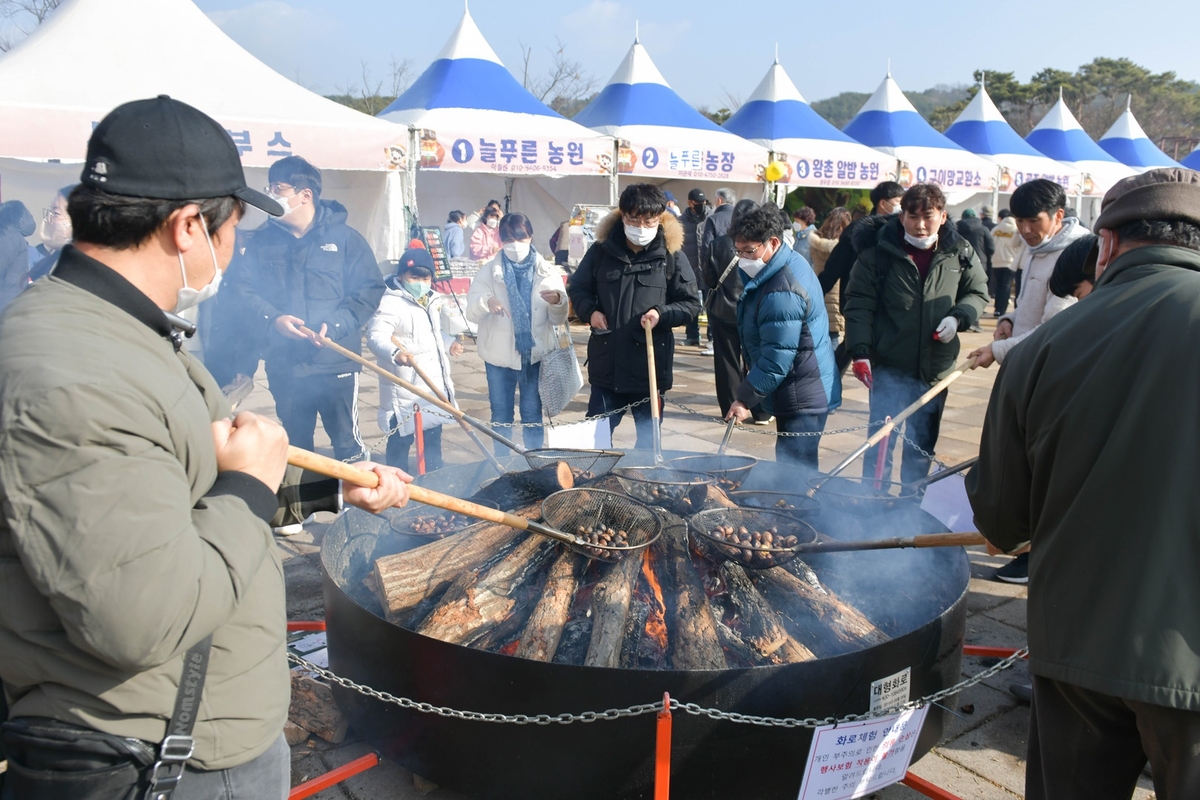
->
<box><xmin>826</xmin><ymin>356</ymin><xmax>978</xmax><ymax>479</ymax></box>
<box><xmin>643</xmin><ymin>319</ymin><xmax>663</xmax><ymax>463</ymax></box>
<box><xmin>285</xmin><ymin>446</ymin><xmax>575</xmax><ymax>544</ymax></box>
<box><xmin>392</xmin><ymin>336</ymin><xmax>507</xmax><ymax>474</ymax></box>
<box><xmin>792</xmin><ymin>531</ymin><xmax>987</xmax><ymax>553</ymax></box>
<box><xmin>298</xmin><ymin>326</ymin><xmax>524</xmax><ymax>455</ymax></box>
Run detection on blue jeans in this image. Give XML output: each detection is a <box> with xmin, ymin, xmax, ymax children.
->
<box><xmin>861</xmin><ymin>367</ymin><xmax>947</xmax><ymax>484</ymax></box>
<box><xmin>828</xmin><ymin>333</ymin><xmax>843</xmax><ymax>410</ymax></box>
<box><xmin>587</xmin><ymin>386</ymin><xmax>657</xmax><ymax>450</ymax></box>
<box><xmin>485</xmin><ymin>361</ymin><xmax>544</xmax><ymax>455</ymax></box>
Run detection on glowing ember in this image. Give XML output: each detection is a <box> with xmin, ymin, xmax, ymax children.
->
<box><xmin>498</xmin><ymin>639</ymin><xmax>520</xmax><ymax>657</ymax></box>
<box><xmin>642</xmin><ymin>550</ymin><xmax>668</xmax><ymax>651</ymax></box>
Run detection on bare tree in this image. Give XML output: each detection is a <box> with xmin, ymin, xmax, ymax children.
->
<box><xmin>389</xmin><ymin>55</ymin><xmax>414</xmax><ymax>99</ymax></box>
<box><xmin>0</xmin><ymin>0</ymin><xmax>62</xmax><ymax>51</ymax></box>
<box><xmin>520</xmin><ymin>37</ymin><xmax>596</xmax><ymax>115</ymax></box>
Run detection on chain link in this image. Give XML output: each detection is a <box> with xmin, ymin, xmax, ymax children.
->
<box><xmin>288</xmin><ymin>646</ymin><xmax>1027</xmax><ymax>729</ymax></box>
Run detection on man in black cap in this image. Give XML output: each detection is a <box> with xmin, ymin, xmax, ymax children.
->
<box><xmin>679</xmin><ymin>188</ymin><xmax>710</xmax><ymax>346</ymax></box>
<box><xmin>0</xmin><ymin>96</ymin><xmax>409</xmax><ymax>799</ymax></box>
<box><xmin>225</xmin><ymin>155</ymin><xmax>385</xmax><ymax>463</ymax></box>
<box><xmin>967</xmin><ymin>167</ymin><xmax>1200</xmax><ymax>800</ymax></box>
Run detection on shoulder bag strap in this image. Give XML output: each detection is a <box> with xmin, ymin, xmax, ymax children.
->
<box><xmin>145</xmin><ymin>635</ymin><xmax>213</xmax><ymax>800</ymax></box>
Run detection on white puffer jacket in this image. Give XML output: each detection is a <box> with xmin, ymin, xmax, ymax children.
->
<box><xmin>465</xmin><ymin>252</ymin><xmax>569</xmax><ymax>370</ymax></box>
<box><xmin>366</xmin><ymin>285</ymin><xmax>467</xmax><ymax>436</ymax></box>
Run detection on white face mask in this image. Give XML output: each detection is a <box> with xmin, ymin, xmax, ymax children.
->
<box><xmin>738</xmin><ymin>257</ymin><xmax>766</xmax><ymax>278</ymax></box>
<box><xmin>624</xmin><ymin>224</ymin><xmax>658</xmax><ymax>247</ymax></box>
<box><xmin>791</xmin><ymin>222</ymin><xmax>803</xmax><ymax>232</ymax></box>
<box><xmin>486</xmin><ymin>217</ymin><xmax>499</xmax><ymax>229</ymax></box>
<box><xmin>266</xmin><ymin>190</ymin><xmax>297</xmax><ymax>219</ymax></box>
<box><xmin>903</xmin><ymin>232</ymin><xmax>938</xmax><ymax>250</ymax></box>
<box><xmin>175</xmin><ymin>215</ymin><xmax>223</xmax><ymax>312</ymax></box>
<box><xmin>40</xmin><ymin>215</ymin><xmax>71</xmax><ymax>250</ymax></box>
<box><xmin>502</xmin><ymin>241</ymin><xmax>531</xmax><ymax>262</ymax></box>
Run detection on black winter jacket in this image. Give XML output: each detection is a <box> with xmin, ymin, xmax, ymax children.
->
<box><xmin>224</xmin><ymin>201</ymin><xmax>384</xmax><ymax>379</ymax></box>
<box><xmin>956</xmin><ymin>217</ymin><xmax>996</xmax><ymax>270</ymax></box>
<box><xmin>567</xmin><ymin>211</ymin><xmax>699</xmax><ymax>394</ymax></box>
<box><xmin>703</xmin><ymin>234</ymin><xmax>741</xmax><ymax>325</ymax></box>
<box><xmin>700</xmin><ymin>203</ymin><xmax>733</xmax><ymax>275</ymax></box>
<box><xmin>680</xmin><ymin>206</ymin><xmax>709</xmax><ymax>288</ymax></box>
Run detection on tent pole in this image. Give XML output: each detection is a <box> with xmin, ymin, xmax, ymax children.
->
<box><xmin>991</xmin><ymin>166</ymin><xmax>1000</xmax><ymax>214</ymax></box>
<box><xmin>405</xmin><ymin>126</ymin><xmax>421</xmax><ymax>245</ymax></box>
<box><xmin>609</xmin><ymin>139</ymin><xmax>620</xmax><ymax>207</ymax></box>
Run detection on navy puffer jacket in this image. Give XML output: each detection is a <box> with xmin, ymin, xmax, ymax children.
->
<box><xmin>736</xmin><ymin>244</ymin><xmax>836</xmax><ymax>416</ymax></box>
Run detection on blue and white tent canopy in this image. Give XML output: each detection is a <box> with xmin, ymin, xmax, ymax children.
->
<box><xmin>943</xmin><ymin>84</ymin><xmax>1080</xmax><ymax>194</ymax></box>
<box><xmin>1099</xmin><ymin>99</ymin><xmax>1182</xmax><ymax>171</ymax></box>
<box><xmin>722</xmin><ymin>60</ymin><xmax>894</xmax><ymax>189</ymax></box>
<box><xmin>842</xmin><ymin>74</ymin><xmax>996</xmax><ymax>193</ymax></box>
<box><xmin>1025</xmin><ymin>94</ymin><xmax>1134</xmax><ymax>196</ymax></box>
<box><xmin>377</xmin><ymin>10</ymin><xmax>610</xmax><ymax>177</ymax></box>
<box><xmin>1182</xmin><ymin>145</ymin><xmax>1200</xmax><ymax>171</ymax></box>
<box><xmin>572</xmin><ymin>39</ymin><xmax>767</xmax><ymax>183</ymax></box>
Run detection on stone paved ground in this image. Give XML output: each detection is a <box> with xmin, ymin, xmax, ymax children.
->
<box><xmin>268</xmin><ymin>313</ymin><xmax>1155</xmax><ymax>800</ymax></box>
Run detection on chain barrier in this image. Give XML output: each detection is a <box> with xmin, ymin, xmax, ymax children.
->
<box><xmin>288</xmin><ymin>646</ymin><xmax>1027</xmax><ymax>730</ymax></box>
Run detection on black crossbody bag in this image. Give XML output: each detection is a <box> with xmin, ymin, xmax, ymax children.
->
<box><xmin>1</xmin><ymin>636</ymin><xmax>212</xmax><ymax>800</ymax></box>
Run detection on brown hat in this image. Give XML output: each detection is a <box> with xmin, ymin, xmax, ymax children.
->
<box><xmin>1094</xmin><ymin>168</ymin><xmax>1200</xmax><ymax>232</ymax></box>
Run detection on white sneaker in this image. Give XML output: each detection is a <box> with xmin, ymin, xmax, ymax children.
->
<box><xmin>699</xmin><ymin>346</ymin><xmax>715</xmax><ymax>355</ymax></box>
<box><xmin>273</xmin><ymin>522</ymin><xmax>304</xmax><ymax>536</ymax></box>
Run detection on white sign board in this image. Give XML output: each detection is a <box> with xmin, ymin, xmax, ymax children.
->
<box><xmin>796</xmin><ymin>706</ymin><xmax>928</xmax><ymax>800</ymax></box>
<box><xmin>919</xmin><ymin>473</ymin><xmax>978</xmax><ymax>533</ymax></box>
<box><xmin>546</xmin><ymin>418</ymin><xmax>612</xmax><ymax>450</ymax></box>
<box><xmin>870</xmin><ymin>667</ymin><xmax>912</xmax><ymax>713</ymax></box>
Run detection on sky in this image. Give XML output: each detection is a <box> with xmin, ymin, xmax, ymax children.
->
<box><xmin>190</xmin><ymin>0</ymin><xmax>1200</xmax><ymax>111</ymax></box>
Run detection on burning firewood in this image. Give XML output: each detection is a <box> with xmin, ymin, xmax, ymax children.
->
<box><xmin>717</xmin><ymin>562</ymin><xmax>810</xmax><ymax>661</ymax></box>
<box><xmin>687</xmin><ymin>483</ymin><xmax>740</xmax><ymax>512</ymax></box>
<box><xmin>751</xmin><ymin>567</ymin><xmax>888</xmax><ymax>657</ymax></box>
<box><xmin>514</xmin><ymin>549</ymin><xmax>584</xmax><ymax>662</ymax></box>
<box><xmin>584</xmin><ymin>549</ymin><xmax>647</xmax><ymax>668</ymax></box>
<box><xmin>373</xmin><ymin>502</ymin><xmax>540</xmax><ymax>623</ymax></box>
<box><xmin>619</xmin><ymin>599</ymin><xmax>651</xmax><ymax>669</ymax></box>
<box><xmin>470</xmin><ymin>462</ymin><xmax>574</xmax><ymax>507</ymax></box>
<box><xmin>653</xmin><ymin>515</ymin><xmax>727</xmax><ymax>670</ymax></box>
<box><xmin>415</xmin><ymin>534</ymin><xmax>556</xmax><ymax>646</ymax></box>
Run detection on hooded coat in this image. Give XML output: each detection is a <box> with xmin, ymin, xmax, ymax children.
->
<box><xmin>680</xmin><ymin>204</ymin><xmax>710</xmax><ymax>288</ymax></box>
<box><xmin>0</xmin><ymin>200</ymin><xmax>35</xmax><ymax>312</ymax></box>
<box><xmin>843</xmin><ymin>216</ymin><xmax>989</xmax><ymax>385</ymax></box>
<box><xmin>967</xmin><ymin>244</ymin><xmax>1200</xmax><ymax>711</ymax></box>
<box><xmin>466</xmin><ymin>251</ymin><xmax>569</xmax><ymax>370</ymax></box>
<box><xmin>567</xmin><ymin>211</ymin><xmax>699</xmax><ymax>395</ymax></box>
<box><xmin>366</xmin><ymin>281</ymin><xmax>467</xmax><ymax>436</ymax></box>
<box><xmin>224</xmin><ymin>200</ymin><xmax>384</xmax><ymax>380</ymax></box>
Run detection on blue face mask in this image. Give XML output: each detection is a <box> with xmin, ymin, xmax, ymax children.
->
<box><xmin>403</xmin><ymin>279</ymin><xmax>431</xmax><ymax>299</ymax></box>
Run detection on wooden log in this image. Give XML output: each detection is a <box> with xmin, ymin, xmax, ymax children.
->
<box><xmin>584</xmin><ymin>550</ymin><xmax>647</xmax><ymax>668</ymax></box>
<box><xmin>714</xmin><ymin>618</ymin><xmax>760</xmax><ymax>667</ymax></box>
<box><xmin>718</xmin><ymin>562</ymin><xmax>791</xmax><ymax>659</ymax></box>
<box><xmin>654</xmin><ymin>516</ymin><xmax>727</xmax><ymax>670</ymax></box>
<box><xmin>751</xmin><ymin>566</ymin><xmax>889</xmax><ymax>657</ymax></box>
<box><xmin>687</xmin><ymin>483</ymin><xmax>739</xmax><ymax>512</ymax></box>
<box><xmin>373</xmin><ymin>502</ymin><xmax>539</xmax><ymax>622</ymax></box>
<box><xmin>552</xmin><ymin>618</ymin><xmax>593</xmax><ymax>665</ymax></box>
<box><xmin>619</xmin><ymin>599</ymin><xmax>650</xmax><ymax>669</ymax></box>
<box><xmin>289</xmin><ymin>671</ymin><xmax>349</xmax><ymax>744</ymax></box>
<box><xmin>514</xmin><ymin>549</ymin><xmax>583</xmax><ymax>662</ymax></box>
<box><xmin>416</xmin><ymin>535</ymin><xmax>555</xmax><ymax>646</ymax></box>
<box><xmin>772</xmin><ymin>636</ymin><xmax>818</xmax><ymax>664</ymax></box>
<box><xmin>470</xmin><ymin>462</ymin><xmax>574</xmax><ymax>507</ymax></box>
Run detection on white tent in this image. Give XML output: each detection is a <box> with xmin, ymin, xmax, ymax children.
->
<box><xmin>0</xmin><ymin>0</ymin><xmax>411</xmax><ymax>257</ymax></box>
<box><xmin>1025</xmin><ymin>92</ymin><xmax>1135</xmax><ymax>198</ymax></box>
<box><xmin>376</xmin><ymin>10</ymin><xmax>614</xmax><ymax>252</ymax></box>
<box><xmin>572</xmin><ymin>37</ymin><xmax>769</xmax><ymax>203</ymax></box>
<box><xmin>1098</xmin><ymin>98</ymin><xmax>1183</xmax><ymax>172</ymax></box>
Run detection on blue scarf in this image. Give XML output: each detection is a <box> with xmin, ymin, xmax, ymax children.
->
<box><xmin>501</xmin><ymin>248</ymin><xmax>537</xmax><ymax>362</ymax></box>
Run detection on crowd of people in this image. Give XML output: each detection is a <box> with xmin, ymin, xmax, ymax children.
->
<box><xmin>1</xmin><ymin>94</ymin><xmax>1198</xmax><ymax>800</ymax></box>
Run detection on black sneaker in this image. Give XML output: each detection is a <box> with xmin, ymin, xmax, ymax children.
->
<box><xmin>682</xmin><ymin>338</ymin><xmax>700</xmax><ymax>346</ymax></box>
<box><xmin>994</xmin><ymin>552</ymin><xmax>1029</xmax><ymax>584</ymax></box>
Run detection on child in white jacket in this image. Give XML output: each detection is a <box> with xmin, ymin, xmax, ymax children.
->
<box><xmin>367</xmin><ymin>246</ymin><xmax>466</xmax><ymax>472</ymax></box>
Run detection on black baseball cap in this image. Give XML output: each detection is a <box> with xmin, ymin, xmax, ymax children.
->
<box><xmin>687</xmin><ymin>188</ymin><xmax>707</xmax><ymax>203</ymax></box>
<box><xmin>82</xmin><ymin>95</ymin><xmax>284</xmax><ymax>216</ymax></box>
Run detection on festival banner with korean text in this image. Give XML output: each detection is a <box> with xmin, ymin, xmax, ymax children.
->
<box><xmin>415</xmin><ymin>128</ymin><xmax>611</xmax><ymax>177</ymax></box>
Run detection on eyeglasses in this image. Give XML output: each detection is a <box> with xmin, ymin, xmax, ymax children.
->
<box><xmin>622</xmin><ymin>215</ymin><xmax>660</xmax><ymax>229</ymax></box>
<box><xmin>734</xmin><ymin>242</ymin><xmax>765</xmax><ymax>258</ymax></box>
<box><xmin>264</xmin><ymin>182</ymin><xmax>296</xmax><ymax>195</ymax></box>
<box><xmin>42</xmin><ymin>208</ymin><xmax>67</xmax><ymax>222</ymax></box>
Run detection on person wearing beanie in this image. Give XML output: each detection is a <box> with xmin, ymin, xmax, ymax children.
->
<box><xmin>980</xmin><ymin>204</ymin><xmax>996</xmax><ymax>230</ymax></box>
<box><xmin>367</xmin><ymin>247</ymin><xmax>467</xmax><ymax>473</ymax></box>
<box><xmin>968</xmin><ymin>167</ymin><xmax>1200</xmax><ymax>800</ymax></box>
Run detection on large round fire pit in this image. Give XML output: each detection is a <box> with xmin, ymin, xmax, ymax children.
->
<box><xmin>320</xmin><ymin>452</ymin><xmax>969</xmax><ymax>799</ymax></box>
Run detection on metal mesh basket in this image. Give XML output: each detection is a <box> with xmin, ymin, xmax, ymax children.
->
<box><xmin>688</xmin><ymin>508</ymin><xmax>819</xmax><ymax>570</ymax></box>
<box><xmin>729</xmin><ymin>490</ymin><xmax>821</xmax><ymax>520</ymax></box>
<box><xmin>807</xmin><ymin>477</ymin><xmax>918</xmax><ymax>517</ymax></box>
<box><xmin>611</xmin><ymin>467</ymin><xmax>715</xmax><ymax>507</ymax></box>
<box><xmin>668</xmin><ymin>454</ymin><xmax>759</xmax><ymax>492</ymax></box>
<box><xmin>541</xmin><ymin>488</ymin><xmax>662</xmax><ymax>563</ymax></box>
<box><xmin>522</xmin><ymin>448</ymin><xmax>625</xmax><ymax>479</ymax></box>
<box><xmin>386</xmin><ymin>499</ymin><xmax>501</xmax><ymax>539</ymax></box>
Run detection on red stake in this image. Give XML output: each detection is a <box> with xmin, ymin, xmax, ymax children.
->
<box><xmin>288</xmin><ymin>752</ymin><xmax>380</xmax><ymax>799</ymax></box>
<box><xmin>286</xmin><ymin>620</ymin><xmax>326</xmax><ymax>632</ymax></box>
<box><xmin>873</xmin><ymin>415</ymin><xmax>891</xmax><ymax>490</ymax></box>
<box><xmin>962</xmin><ymin>645</ymin><xmax>1028</xmax><ymax>659</ymax></box>
<box><xmin>414</xmin><ymin>406</ymin><xmax>426</xmax><ymax>475</ymax></box>
<box><xmin>901</xmin><ymin>770</ymin><xmax>963</xmax><ymax>800</ymax></box>
<box><xmin>655</xmin><ymin>692</ymin><xmax>672</xmax><ymax>800</ymax></box>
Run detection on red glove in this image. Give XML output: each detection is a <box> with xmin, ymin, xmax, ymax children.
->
<box><xmin>853</xmin><ymin>359</ymin><xmax>873</xmax><ymax>389</ymax></box>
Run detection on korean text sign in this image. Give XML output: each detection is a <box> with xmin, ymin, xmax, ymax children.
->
<box><xmin>796</xmin><ymin>706</ymin><xmax>929</xmax><ymax>799</ymax></box>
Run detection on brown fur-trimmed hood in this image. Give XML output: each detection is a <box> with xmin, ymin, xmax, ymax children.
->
<box><xmin>594</xmin><ymin>210</ymin><xmax>684</xmax><ymax>254</ymax></box>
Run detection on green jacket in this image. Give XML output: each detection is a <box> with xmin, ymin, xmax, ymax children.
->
<box><xmin>843</xmin><ymin>216</ymin><xmax>988</xmax><ymax>384</ymax></box>
<box><xmin>0</xmin><ymin>248</ymin><xmax>334</xmax><ymax>769</ymax></box>
<box><xmin>966</xmin><ymin>244</ymin><xmax>1200</xmax><ymax>710</ymax></box>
